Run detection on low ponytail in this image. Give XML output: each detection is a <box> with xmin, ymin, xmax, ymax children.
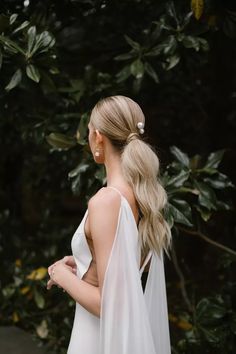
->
<box><xmin>121</xmin><ymin>138</ymin><xmax>172</xmax><ymax>258</ymax></box>
<box><xmin>90</xmin><ymin>95</ymin><xmax>172</xmax><ymax>258</ymax></box>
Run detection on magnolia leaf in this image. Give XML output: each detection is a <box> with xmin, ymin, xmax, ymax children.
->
<box><xmin>130</xmin><ymin>59</ymin><xmax>144</xmax><ymax>79</ymax></box>
<box><xmin>26</xmin><ymin>267</ymin><xmax>48</xmax><ymax>280</ymax></box>
<box><xmin>116</xmin><ymin>65</ymin><xmax>131</xmax><ymax>83</ymax></box>
<box><xmin>170</xmin><ymin>146</ymin><xmax>190</xmax><ymax>167</ymax></box>
<box><xmin>36</xmin><ymin>320</ymin><xmax>49</xmax><ymax>338</ymax></box>
<box><xmin>5</xmin><ymin>69</ymin><xmax>22</xmax><ymax>91</ymax></box>
<box><xmin>114</xmin><ymin>51</ymin><xmax>134</xmax><ymax>61</ymax></box>
<box><xmin>27</xmin><ymin>26</ymin><xmax>36</xmax><ymax>54</ymax></box>
<box><xmin>46</xmin><ymin>132</ymin><xmax>77</xmax><ymax>150</ymax></box>
<box><xmin>124</xmin><ymin>35</ymin><xmax>140</xmax><ymax>51</ymax></box>
<box><xmin>166</xmin><ymin>170</ymin><xmax>190</xmax><ymax>189</ymax></box>
<box><xmin>12</xmin><ymin>20</ymin><xmax>30</xmax><ymax>34</ymax></box>
<box><xmin>34</xmin><ymin>289</ymin><xmax>45</xmax><ymax>309</ymax></box>
<box><xmin>204</xmin><ymin>149</ymin><xmax>226</xmax><ymax>169</ymax></box>
<box><xmin>68</xmin><ymin>162</ymin><xmax>90</xmax><ymax>179</ymax></box>
<box><xmin>203</xmin><ymin>172</ymin><xmax>234</xmax><ymax>189</ymax></box>
<box><xmin>193</xmin><ymin>180</ymin><xmax>217</xmax><ymax>210</ymax></box>
<box><xmin>191</xmin><ymin>0</ymin><xmax>204</xmax><ymax>20</ymax></box>
<box><xmin>144</xmin><ymin>62</ymin><xmax>159</xmax><ymax>83</ymax></box>
<box><xmin>168</xmin><ymin>203</ymin><xmax>193</xmax><ymax>227</ymax></box>
<box><xmin>10</xmin><ymin>13</ymin><xmax>18</xmax><ymax>25</ymax></box>
<box><xmin>26</xmin><ymin>64</ymin><xmax>41</xmax><ymax>83</ymax></box>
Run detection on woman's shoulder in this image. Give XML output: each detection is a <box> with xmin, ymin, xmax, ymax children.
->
<box><xmin>88</xmin><ymin>187</ymin><xmax>121</xmax><ymax>212</ymax></box>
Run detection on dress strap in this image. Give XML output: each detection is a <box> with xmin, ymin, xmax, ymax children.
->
<box><xmin>106</xmin><ymin>186</ymin><xmax>123</xmax><ymax>197</ymax></box>
<box><xmin>139</xmin><ymin>250</ymin><xmax>153</xmax><ymax>274</ymax></box>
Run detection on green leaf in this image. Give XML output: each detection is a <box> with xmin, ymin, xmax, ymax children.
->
<box><xmin>10</xmin><ymin>14</ymin><xmax>18</xmax><ymax>25</ymax></box>
<box><xmin>27</xmin><ymin>26</ymin><xmax>36</xmax><ymax>54</ymax></box>
<box><xmin>182</xmin><ymin>35</ymin><xmax>200</xmax><ymax>51</ymax></box>
<box><xmin>199</xmin><ymin>37</ymin><xmax>209</xmax><ymax>51</ymax></box>
<box><xmin>163</xmin><ymin>35</ymin><xmax>177</xmax><ymax>55</ymax></box>
<box><xmin>145</xmin><ymin>44</ymin><xmax>164</xmax><ymax>57</ymax></box>
<box><xmin>12</xmin><ymin>20</ymin><xmax>30</xmax><ymax>34</ymax></box>
<box><xmin>170</xmin><ymin>146</ymin><xmax>190</xmax><ymax>167</ymax></box>
<box><xmin>46</xmin><ymin>132</ymin><xmax>77</xmax><ymax>150</ymax></box>
<box><xmin>164</xmin><ymin>54</ymin><xmax>180</xmax><ymax>70</ymax></box>
<box><xmin>193</xmin><ymin>180</ymin><xmax>217</xmax><ymax>210</ymax></box>
<box><xmin>114</xmin><ymin>51</ymin><xmax>135</xmax><ymax>61</ymax></box>
<box><xmin>168</xmin><ymin>202</ymin><xmax>193</xmax><ymax>227</ymax></box>
<box><xmin>116</xmin><ymin>65</ymin><xmax>131</xmax><ymax>83</ymax></box>
<box><xmin>34</xmin><ymin>289</ymin><xmax>45</xmax><ymax>309</ymax></box>
<box><xmin>36</xmin><ymin>320</ymin><xmax>49</xmax><ymax>338</ymax></box>
<box><xmin>26</xmin><ymin>64</ymin><xmax>41</xmax><ymax>83</ymax></box>
<box><xmin>32</xmin><ymin>31</ymin><xmax>55</xmax><ymax>55</ymax></box>
<box><xmin>124</xmin><ymin>35</ymin><xmax>140</xmax><ymax>51</ymax></box>
<box><xmin>5</xmin><ymin>69</ymin><xmax>22</xmax><ymax>91</ymax></box>
<box><xmin>0</xmin><ymin>35</ymin><xmax>25</xmax><ymax>55</ymax></box>
<box><xmin>171</xmin><ymin>198</ymin><xmax>193</xmax><ymax>223</ymax></box>
<box><xmin>144</xmin><ymin>62</ymin><xmax>159</xmax><ymax>83</ymax></box>
<box><xmin>195</xmin><ymin>205</ymin><xmax>212</xmax><ymax>221</ymax></box>
<box><xmin>203</xmin><ymin>172</ymin><xmax>234</xmax><ymax>189</ymax></box>
<box><xmin>166</xmin><ymin>170</ymin><xmax>190</xmax><ymax>188</ymax></box>
<box><xmin>68</xmin><ymin>162</ymin><xmax>90</xmax><ymax>179</ymax></box>
<box><xmin>130</xmin><ymin>59</ymin><xmax>144</xmax><ymax>79</ymax></box>
<box><xmin>204</xmin><ymin>149</ymin><xmax>226</xmax><ymax>169</ymax></box>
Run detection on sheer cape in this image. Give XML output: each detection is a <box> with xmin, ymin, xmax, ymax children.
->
<box><xmin>99</xmin><ymin>187</ymin><xmax>171</xmax><ymax>354</ymax></box>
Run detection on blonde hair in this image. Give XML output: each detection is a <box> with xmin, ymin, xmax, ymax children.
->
<box><xmin>90</xmin><ymin>95</ymin><xmax>172</xmax><ymax>258</ymax></box>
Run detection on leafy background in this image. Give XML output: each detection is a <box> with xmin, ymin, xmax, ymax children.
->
<box><xmin>0</xmin><ymin>0</ymin><xmax>236</xmax><ymax>353</ymax></box>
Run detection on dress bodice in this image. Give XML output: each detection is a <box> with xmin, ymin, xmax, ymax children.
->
<box><xmin>71</xmin><ymin>186</ymin><xmax>152</xmax><ymax>281</ymax></box>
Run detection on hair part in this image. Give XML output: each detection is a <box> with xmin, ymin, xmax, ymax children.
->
<box><xmin>90</xmin><ymin>95</ymin><xmax>172</xmax><ymax>258</ymax></box>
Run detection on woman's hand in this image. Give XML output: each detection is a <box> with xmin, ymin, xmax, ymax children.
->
<box><xmin>48</xmin><ymin>255</ymin><xmax>77</xmax><ymax>277</ymax></box>
<box><xmin>47</xmin><ymin>256</ymin><xmax>77</xmax><ymax>291</ymax></box>
<box><xmin>47</xmin><ymin>262</ymin><xmax>74</xmax><ymax>290</ymax></box>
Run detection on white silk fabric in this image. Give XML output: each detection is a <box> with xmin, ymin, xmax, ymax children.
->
<box><xmin>99</xmin><ymin>187</ymin><xmax>171</xmax><ymax>354</ymax></box>
<box><xmin>69</xmin><ymin>186</ymin><xmax>171</xmax><ymax>353</ymax></box>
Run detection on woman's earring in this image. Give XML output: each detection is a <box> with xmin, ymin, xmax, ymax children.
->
<box><xmin>95</xmin><ymin>149</ymin><xmax>100</xmax><ymax>157</ymax></box>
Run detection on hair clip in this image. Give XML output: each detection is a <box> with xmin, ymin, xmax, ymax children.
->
<box><xmin>137</xmin><ymin>121</ymin><xmax>145</xmax><ymax>134</ymax></box>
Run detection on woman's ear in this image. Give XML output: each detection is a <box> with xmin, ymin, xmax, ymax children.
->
<box><xmin>95</xmin><ymin>129</ymin><xmax>103</xmax><ymax>144</ymax></box>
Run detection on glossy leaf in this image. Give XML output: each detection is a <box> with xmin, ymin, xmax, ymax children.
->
<box><xmin>191</xmin><ymin>0</ymin><xmax>204</xmax><ymax>21</ymax></box>
<box><xmin>168</xmin><ymin>202</ymin><xmax>193</xmax><ymax>227</ymax></box>
<box><xmin>144</xmin><ymin>62</ymin><xmax>159</xmax><ymax>83</ymax></box>
<box><xmin>5</xmin><ymin>68</ymin><xmax>22</xmax><ymax>91</ymax></box>
<box><xmin>27</xmin><ymin>26</ymin><xmax>36</xmax><ymax>54</ymax></box>
<box><xmin>116</xmin><ymin>65</ymin><xmax>131</xmax><ymax>83</ymax></box>
<box><xmin>124</xmin><ymin>35</ymin><xmax>140</xmax><ymax>51</ymax></box>
<box><xmin>166</xmin><ymin>170</ymin><xmax>190</xmax><ymax>188</ymax></box>
<box><xmin>170</xmin><ymin>146</ymin><xmax>190</xmax><ymax>167</ymax></box>
<box><xmin>193</xmin><ymin>180</ymin><xmax>217</xmax><ymax>210</ymax></box>
<box><xmin>46</xmin><ymin>132</ymin><xmax>77</xmax><ymax>150</ymax></box>
<box><xmin>26</xmin><ymin>64</ymin><xmax>41</xmax><ymax>83</ymax></box>
<box><xmin>34</xmin><ymin>289</ymin><xmax>45</xmax><ymax>309</ymax></box>
<box><xmin>203</xmin><ymin>172</ymin><xmax>234</xmax><ymax>189</ymax></box>
<box><xmin>130</xmin><ymin>59</ymin><xmax>144</xmax><ymax>79</ymax></box>
<box><xmin>204</xmin><ymin>149</ymin><xmax>226</xmax><ymax>169</ymax></box>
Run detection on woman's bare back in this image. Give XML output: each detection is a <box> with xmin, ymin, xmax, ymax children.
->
<box><xmin>81</xmin><ymin>186</ymin><xmax>140</xmax><ymax>286</ymax></box>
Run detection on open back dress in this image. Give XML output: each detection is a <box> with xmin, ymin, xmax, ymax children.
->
<box><xmin>67</xmin><ymin>186</ymin><xmax>171</xmax><ymax>354</ymax></box>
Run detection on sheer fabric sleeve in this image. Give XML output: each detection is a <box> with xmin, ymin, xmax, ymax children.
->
<box><xmin>99</xmin><ymin>202</ymin><xmax>171</xmax><ymax>354</ymax></box>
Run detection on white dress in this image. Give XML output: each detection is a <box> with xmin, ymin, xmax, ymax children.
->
<box><xmin>67</xmin><ymin>186</ymin><xmax>171</xmax><ymax>354</ymax></box>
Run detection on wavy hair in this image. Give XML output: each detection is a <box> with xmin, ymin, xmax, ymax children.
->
<box><xmin>89</xmin><ymin>95</ymin><xmax>172</xmax><ymax>258</ymax></box>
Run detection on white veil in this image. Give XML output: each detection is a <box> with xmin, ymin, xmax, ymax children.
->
<box><xmin>99</xmin><ymin>195</ymin><xmax>171</xmax><ymax>354</ymax></box>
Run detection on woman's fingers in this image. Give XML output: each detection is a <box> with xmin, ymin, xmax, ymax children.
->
<box><xmin>47</xmin><ymin>279</ymin><xmax>56</xmax><ymax>290</ymax></box>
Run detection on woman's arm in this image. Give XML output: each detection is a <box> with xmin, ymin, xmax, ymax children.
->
<box><xmin>49</xmin><ymin>263</ymin><xmax>101</xmax><ymax>317</ymax></box>
<box><xmin>48</xmin><ymin>189</ymin><xmax>121</xmax><ymax>318</ymax></box>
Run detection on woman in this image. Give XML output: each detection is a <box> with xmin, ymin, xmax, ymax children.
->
<box><xmin>47</xmin><ymin>95</ymin><xmax>172</xmax><ymax>354</ymax></box>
